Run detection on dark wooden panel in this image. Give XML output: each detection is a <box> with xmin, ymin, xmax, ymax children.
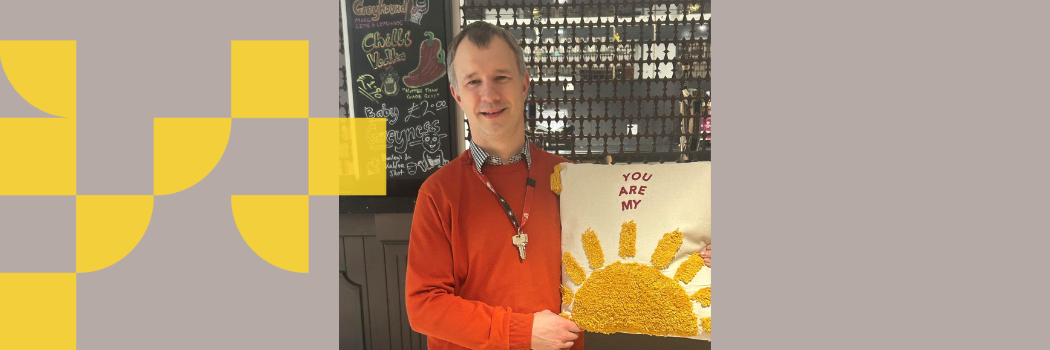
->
<box><xmin>584</xmin><ymin>332</ymin><xmax>711</xmax><ymax>350</ymax></box>
<box><xmin>341</xmin><ymin>214</ymin><xmax>377</xmax><ymax>237</ymax></box>
<box><xmin>375</xmin><ymin>213</ymin><xmax>413</xmax><ymax>241</ymax></box>
<box><xmin>340</xmin><ymin>270</ymin><xmax>366</xmax><ymax>350</ymax></box>
<box><xmin>384</xmin><ymin>242</ymin><xmax>409</xmax><ymax>350</ymax></box>
<box><xmin>341</xmin><ymin>196</ymin><xmax>418</xmax><ymax>214</ymax></box>
<box><xmin>413</xmin><ymin>325</ymin><xmax>427</xmax><ymax>350</ymax></box>
<box><xmin>344</xmin><ymin>236</ymin><xmax>373</xmax><ymax>350</ymax></box>
<box><xmin>342</xmin><ymin>214</ymin><xmax>427</xmax><ymax>350</ymax></box>
<box><xmin>363</xmin><ymin>235</ymin><xmax>392</xmax><ymax>350</ymax></box>
<box><xmin>340</xmin><ymin>236</ymin><xmax>346</xmax><ymax>273</ymax></box>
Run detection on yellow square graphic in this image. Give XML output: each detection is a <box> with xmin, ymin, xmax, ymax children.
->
<box><xmin>231</xmin><ymin>40</ymin><xmax>309</xmax><ymax>118</ymax></box>
<box><xmin>336</xmin><ymin>118</ymin><xmax>386</xmax><ymax>196</ymax></box>
<box><xmin>0</xmin><ymin>118</ymin><xmax>77</xmax><ymax>195</ymax></box>
<box><xmin>0</xmin><ymin>273</ymin><xmax>76</xmax><ymax>349</ymax></box>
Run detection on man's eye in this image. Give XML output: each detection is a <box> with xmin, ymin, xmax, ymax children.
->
<box><xmin>466</xmin><ymin>80</ymin><xmax>480</xmax><ymax>86</ymax></box>
<box><xmin>497</xmin><ymin>76</ymin><xmax>509</xmax><ymax>81</ymax></box>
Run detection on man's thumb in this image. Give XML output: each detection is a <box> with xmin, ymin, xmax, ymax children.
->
<box><xmin>565</xmin><ymin>321</ymin><xmax>582</xmax><ymax>333</ymax></box>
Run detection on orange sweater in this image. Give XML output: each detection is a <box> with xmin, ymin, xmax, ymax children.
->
<box><xmin>406</xmin><ymin>144</ymin><xmax>584</xmax><ymax>350</ymax></box>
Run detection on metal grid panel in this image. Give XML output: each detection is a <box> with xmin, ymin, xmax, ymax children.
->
<box><xmin>461</xmin><ymin>0</ymin><xmax>711</xmax><ymax>164</ymax></box>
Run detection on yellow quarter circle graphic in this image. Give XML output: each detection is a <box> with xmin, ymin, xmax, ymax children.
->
<box><xmin>231</xmin><ymin>195</ymin><xmax>310</xmax><ymax>273</ymax></box>
<box><xmin>0</xmin><ymin>273</ymin><xmax>76</xmax><ymax>350</ymax></box>
<box><xmin>0</xmin><ymin>118</ymin><xmax>77</xmax><ymax>195</ymax></box>
<box><xmin>0</xmin><ymin>40</ymin><xmax>77</xmax><ymax>118</ymax></box>
<box><xmin>231</xmin><ymin>40</ymin><xmax>309</xmax><ymax>118</ymax></box>
<box><xmin>77</xmin><ymin>195</ymin><xmax>154</xmax><ymax>273</ymax></box>
<box><xmin>154</xmin><ymin>118</ymin><xmax>232</xmax><ymax>195</ymax></box>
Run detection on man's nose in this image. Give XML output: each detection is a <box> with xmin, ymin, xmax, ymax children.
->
<box><xmin>479</xmin><ymin>82</ymin><xmax>501</xmax><ymax>103</ymax></box>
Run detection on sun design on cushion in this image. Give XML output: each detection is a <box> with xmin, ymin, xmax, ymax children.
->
<box><xmin>561</xmin><ymin>221</ymin><xmax>710</xmax><ymax>336</ymax></box>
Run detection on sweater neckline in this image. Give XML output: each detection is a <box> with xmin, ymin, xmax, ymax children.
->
<box><xmin>479</xmin><ymin>158</ymin><xmax>529</xmax><ymax>175</ymax></box>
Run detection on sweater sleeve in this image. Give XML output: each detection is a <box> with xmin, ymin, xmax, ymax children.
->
<box><xmin>405</xmin><ymin>189</ymin><xmax>535</xmax><ymax>350</ymax></box>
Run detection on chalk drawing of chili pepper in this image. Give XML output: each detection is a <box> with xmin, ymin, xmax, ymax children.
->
<box><xmin>402</xmin><ymin>31</ymin><xmax>446</xmax><ymax>88</ymax></box>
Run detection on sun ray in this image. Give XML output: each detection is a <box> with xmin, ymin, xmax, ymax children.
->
<box><xmin>700</xmin><ymin>317</ymin><xmax>711</xmax><ymax>334</ymax></box>
<box><xmin>563</xmin><ymin>252</ymin><xmax>587</xmax><ymax>285</ymax></box>
<box><xmin>560</xmin><ymin>285</ymin><xmax>575</xmax><ymax>305</ymax></box>
<box><xmin>691</xmin><ymin>286</ymin><xmax>711</xmax><ymax>307</ymax></box>
<box><xmin>673</xmin><ymin>253</ymin><xmax>705</xmax><ymax>284</ymax></box>
<box><xmin>582</xmin><ymin>228</ymin><xmax>605</xmax><ymax>269</ymax></box>
<box><xmin>650</xmin><ymin>228</ymin><xmax>684</xmax><ymax>270</ymax></box>
<box><xmin>618</xmin><ymin>220</ymin><xmax>637</xmax><ymax>259</ymax></box>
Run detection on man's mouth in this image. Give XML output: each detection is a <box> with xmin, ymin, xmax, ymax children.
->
<box><xmin>479</xmin><ymin>107</ymin><xmax>507</xmax><ymax>118</ymax></box>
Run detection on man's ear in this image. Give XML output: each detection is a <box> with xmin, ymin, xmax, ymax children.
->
<box><xmin>522</xmin><ymin>70</ymin><xmax>530</xmax><ymax>93</ymax></box>
<box><xmin>450</xmin><ymin>83</ymin><xmax>462</xmax><ymax>103</ymax></box>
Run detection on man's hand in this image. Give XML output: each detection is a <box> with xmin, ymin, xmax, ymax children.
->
<box><xmin>700</xmin><ymin>244</ymin><xmax>711</xmax><ymax>267</ymax></box>
<box><xmin>531</xmin><ymin>310</ymin><xmax>581</xmax><ymax>350</ymax></box>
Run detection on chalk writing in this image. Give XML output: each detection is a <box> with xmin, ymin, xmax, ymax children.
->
<box><xmin>363</xmin><ymin>103</ymin><xmax>399</xmax><ymax>125</ymax></box>
<box><xmin>353</xmin><ymin>0</ymin><xmax>408</xmax><ymax>21</ymax></box>
<box><xmin>361</xmin><ymin>28</ymin><xmax>412</xmax><ymax>52</ymax></box>
<box><xmin>367</xmin><ymin>122</ymin><xmax>385</xmax><ymax>151</ymax></box>
<box><xmin>368</xmin><ymin>48</ymin><xmax>405</xmax><ymax>70</ymax></box>
<box><xmin>387</xmin><ymin>119</ymin><xmax>441</xmax><ymax>154</ymax></box>
<box><xmin>355</xmin><ymin>17</ymin><xmax>373</xmax><ymax>29</ymax></box>
<box><xmin>423</xmin><ymin>87</ymin><xmax>440</xmax><ymax>99</ymax></box>
<box><xmin>354</xmin><ymin>18</ymin><xmax>404</xmax><ymax>29</ymax></box>
<box><xmin>347</xmin><ymin>1</ymin><xmax>454</xmax><ymax>180</ymax></box>
<box><xmin>367</xmin><ymin>158</ymin><xmax>385</xmax><ymax>176</ymax></box>
<box><xmin>404</xmin><ymin>99</ymin><xmax>447</xmax><ymax>123</ymax></box>
<box><xmin>404</xmin><ymin>87</ymin><xmax>423</xmax><ymax>99</ymax></box>
<box><xmin>356</xmin><ymin>74</ymin><xmax>383</xmax><ymax>104</ymax></box>
<box><xmin>361</xmin><ymin>28</ymin><xmax>411</xmax><ymax>70</ymax></box>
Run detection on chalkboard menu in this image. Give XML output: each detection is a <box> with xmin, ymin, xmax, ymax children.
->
<box><xmin>342</xmin><ymin>0</ymin><xmax>457</xmax><ymax>191</ymax></box>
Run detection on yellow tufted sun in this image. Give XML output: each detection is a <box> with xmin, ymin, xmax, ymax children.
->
<box><xmin>561</xmin><ymin>221</ymin><xmax>710</xmax><ymax>337</ymax></box>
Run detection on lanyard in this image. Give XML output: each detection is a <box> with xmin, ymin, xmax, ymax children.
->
<box><xmin>468</xmin><ymin>149</ymin><xmax>537</xmax><ymax>235</ymax></box>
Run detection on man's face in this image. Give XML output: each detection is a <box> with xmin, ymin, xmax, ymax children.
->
<box><xmin>449</xmin><ymin>36</ymin><xmax>529</xmax><ymax>147</ymax></box>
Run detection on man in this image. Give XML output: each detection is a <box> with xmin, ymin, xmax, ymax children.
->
<box><xmin>404</xmin><ymin>21</ymin><xmax>583</xmax><ymax>350</ymax></box>
<box><xmin>405</xmin><ymin>21</ymin><xmax>713</xmax><ymax>350</ymax></box>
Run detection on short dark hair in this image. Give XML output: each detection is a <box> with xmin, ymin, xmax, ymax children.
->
<box><xmin>446</xmin><ymin>21</ymin><xmax>527</xmax><ymax>88</ymax></box>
